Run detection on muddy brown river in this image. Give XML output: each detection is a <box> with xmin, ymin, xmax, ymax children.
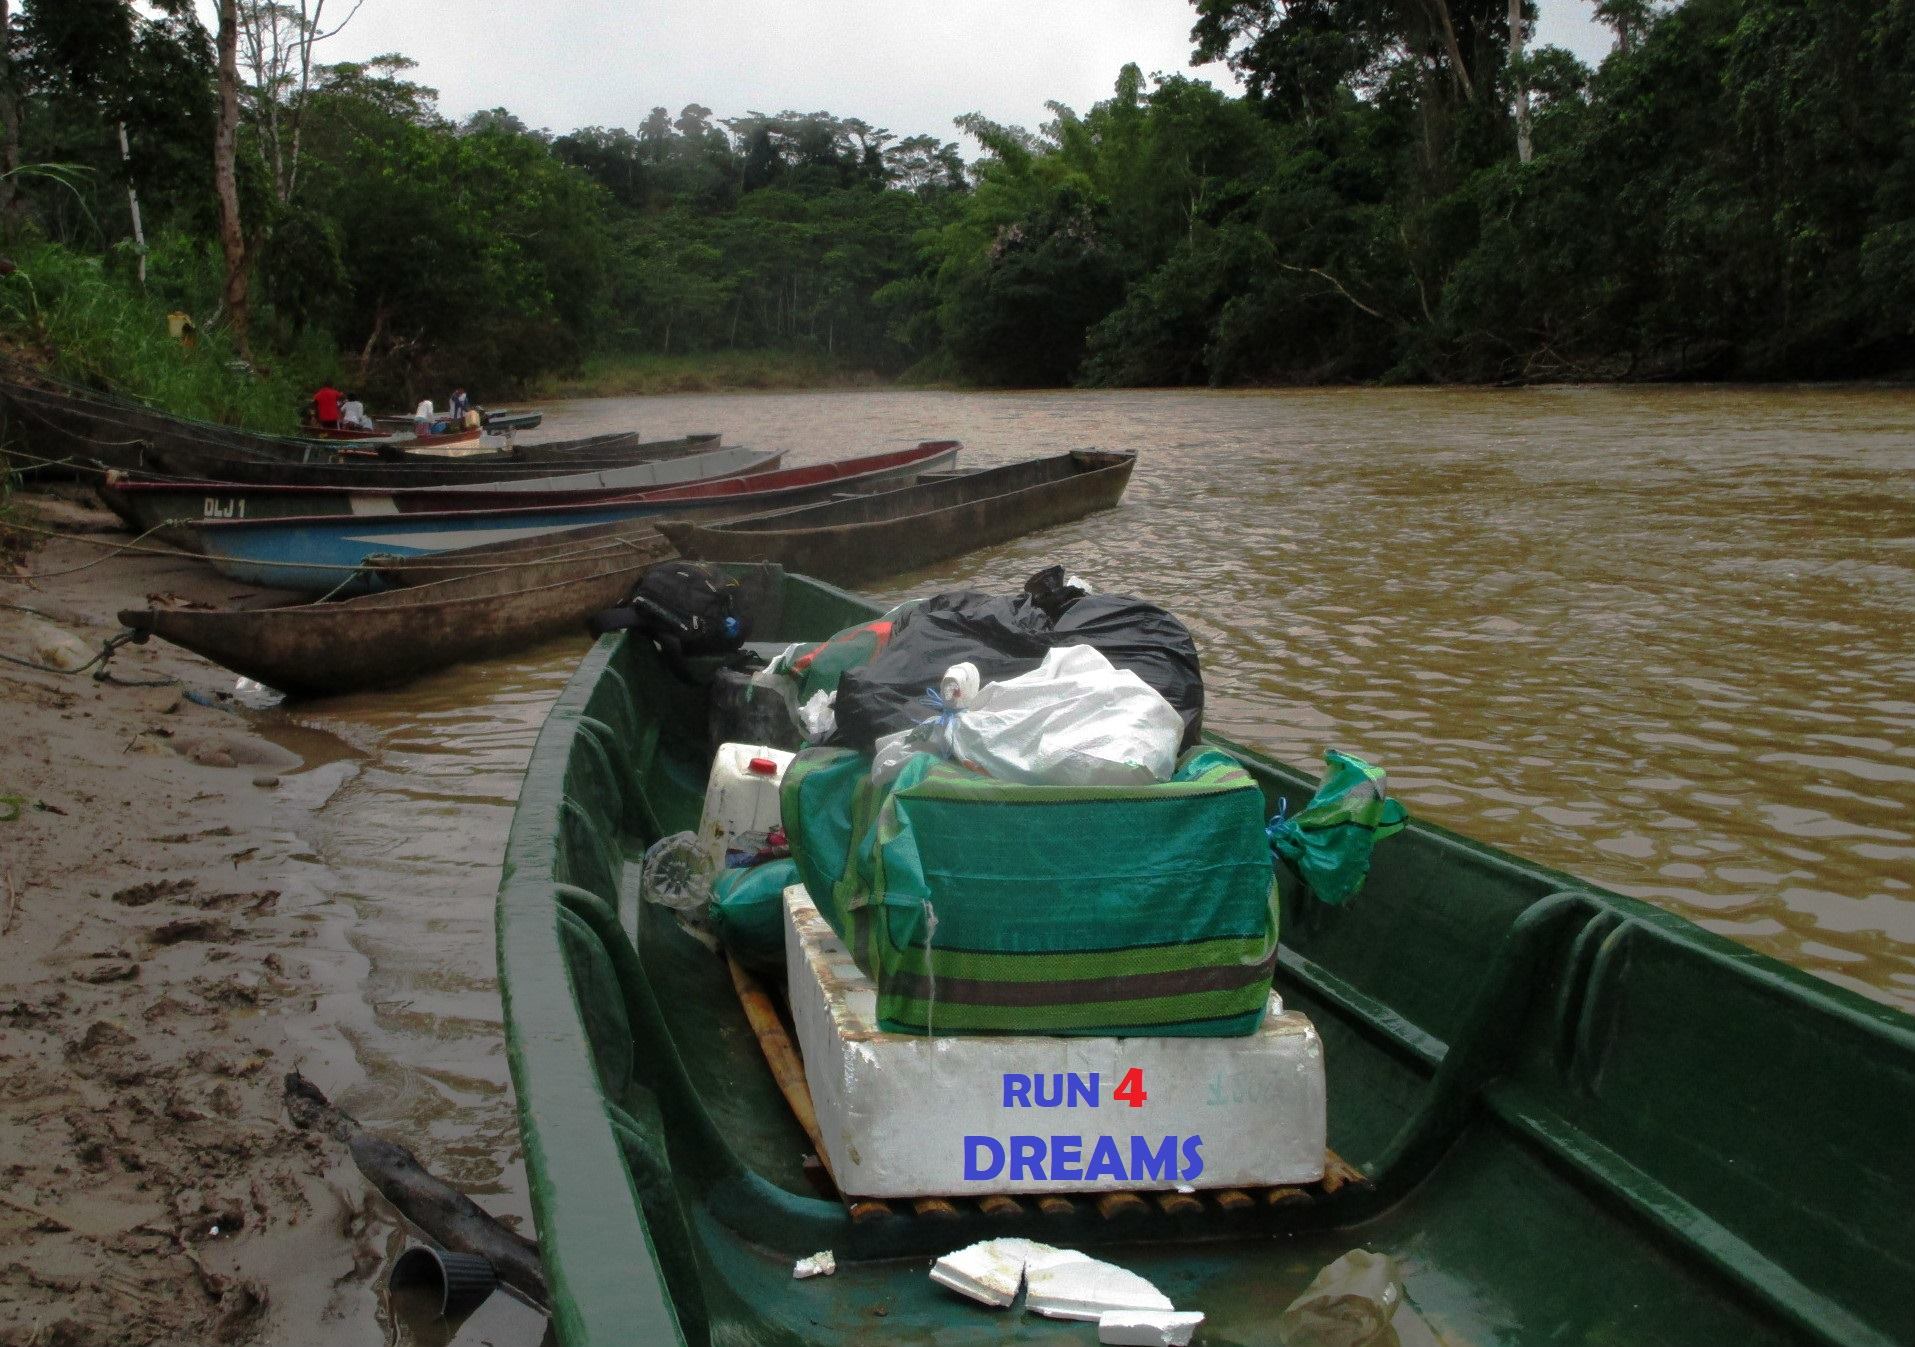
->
<box><xmin>272</xmin><ymin>385</ymin><xmax>1913</xmax><ymax>1337</ymax></box>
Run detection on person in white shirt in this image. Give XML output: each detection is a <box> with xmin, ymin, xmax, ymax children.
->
<box><xmin>414</xmin><ymin>398</ymin><xmax>435</xmax><ymax>435</ymax></box>
<box><xmin>340</xmin><ymin>394</ymin><xmax>373</xmax><ymax>430</ymax></box>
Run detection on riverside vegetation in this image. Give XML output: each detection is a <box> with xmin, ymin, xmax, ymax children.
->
<box><xmin>0</xmin><ymin>0</ymin><xmax>1909</xmax><ymax>427</ymax></box>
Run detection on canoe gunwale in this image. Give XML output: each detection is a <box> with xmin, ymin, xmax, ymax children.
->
<box><xmin>656</xmin><ymin>450</ymin><xmax>1134</xmax><ymax>585</ymax></box>
<box><xmin>185</xmin><ymin>442</ymin><xmax>958</xmax><ymax>532</ymax></box>
<box><xmin>671</xmin><ymin>449</ymin><xmax>1130</xmax><ymax>537</ymax></box>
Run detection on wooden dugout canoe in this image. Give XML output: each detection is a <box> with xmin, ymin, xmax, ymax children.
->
<box><xmin>389</xmin><ymin>424</ymin><xmax>485</xmax><ymax>452</ymax></box>
<box><xmin>656</xmin><ymin>449</ymin><xmax>1135</xmax><ymax>586</ymax></box>
<box><xmin>139</xmin><ymin>433</ymin><xmax>720</xmax><ymax>487</ymax></box>
<box><xmin>114</xmin><ymin>526</ymin><xmax>675</xmax><ymax>697</ymax></box>
<box><xmin>0</xmin><ymin>377</ymin><xmax>340</xmax><ymax>473</ymax></box>
<box><xmin>367</xmin><ymin>517</ymin><xmax>676</xmax><ymax>588</ymax></box>
<box><xmin>182</xmin><ymin>441</ymin><xmax>960</xmax><ymax>593</ymax></box>
<box><xmin>0</xmin><ymin>375</ymin><xmax>626</xmax><ymax>477</ymax></box>
<box><xmin>96</xmin><ymin>445</ymin><xmax>786</xmax><ymax>539</ymax></box>
<box><xmin>301</xmin><ymin>422</ymin><xmax>401</xmax><ymax>442</ymax></box>
<box><xmin>483</xmin><ymin>409</ymin><xmax>544</xmax><ymax>432</ymax></box>
<box><xmin>496</xmin><ymin>563</ymin><xmax>1915</xmax><ymax>1347</ymax></box>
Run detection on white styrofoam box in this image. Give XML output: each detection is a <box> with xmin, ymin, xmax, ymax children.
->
<box><xmin>785</xmin><ymin>887</ymin><xmax>1327</xmax><ymax>1198</ymax></box>
<box><xmin>698</xmin><ymin>743</ymin><xmax>795</xmax><ymax>872</ymax></box>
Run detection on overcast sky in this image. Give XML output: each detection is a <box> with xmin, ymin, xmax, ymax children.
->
<box><xmin>207</xmin><ymin>0</ymin><xmax>1616</xmax><ymax>147</ymax></box>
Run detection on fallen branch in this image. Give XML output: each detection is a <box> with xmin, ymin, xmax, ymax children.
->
<box><xmin>1277</xmin><ymin>261</ymin><xmax>1392</xmax><ymax>324</ymax></box>
<box><xmin>283</xmin><ymin>1071</ymin><xmax>547</xmax><ymax>1306</ymax></box>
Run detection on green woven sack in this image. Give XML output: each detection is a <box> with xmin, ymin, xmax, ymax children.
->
<box><xmin>711</xmin><ymin>858</ymin><xmax>801</xmax><ymax>976</ymax></box>
<box><xmin>783</xmin><ymin>746</ymin><xmax>1279</xmax><ymax>1037</ymax></box>
<box><xmin>1267</xmin><ymin>749</ymin><xmax>1409</xmax><ymax>906</ymax></box>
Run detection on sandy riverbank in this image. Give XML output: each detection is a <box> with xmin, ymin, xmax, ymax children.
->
<box><xmin>0</xmin><ymin>490</ymin><xmax>440</xmax><ymax>1345</ymax></box>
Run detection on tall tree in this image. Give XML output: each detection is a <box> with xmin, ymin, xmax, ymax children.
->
<box><xmin>214</xmin><ymin>0</ymin><xmax>248</xmax><ymax>354</ymax></box>
<box><xmin>1593</xmin><ymin>0</ymin><xmax>1655</xmax><ymax>54</ymax></box>
<box><xmin>1509</xmin><ymin>0</ymin><xmax>1531</xmax><ymax>161</ymax></box>
<box><xmin>0</xmin><ymin>0</ymin><xmax>19</xmax><ymax>231</ymax></box>
<box><xmin>237</xmin><ymin>0</ymin><xmax>365</xmax><ymax>204</ymax></box>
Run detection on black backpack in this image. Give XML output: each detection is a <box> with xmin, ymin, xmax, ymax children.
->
<box><xmin>589</xmin><ymin>560</ymin><xmax>749</xmax><ymax>679</ymax></box>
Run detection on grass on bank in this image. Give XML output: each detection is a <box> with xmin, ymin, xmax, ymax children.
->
<box><xmin>0</xmin><ymin>242</ymin><xmax>330</xmax><ymax>435</ymax></box>
<box><xmin>528</xmin><ymin>348</ymin><xmax>884</xmax><ymax>399</ymax></box>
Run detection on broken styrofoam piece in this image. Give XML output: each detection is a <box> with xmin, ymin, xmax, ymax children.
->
<box><xmin>1025</xmin><ymin>1256</ymin><xmax>1175</xmax><ymax>1322</ymax></box>
<box><xmin>928</xmin><ymin>1239</ymin><xmax>1084</xmax><ymax>1307</ymax></box>
<box><xmin>791</xmin><ymin>1250</ymin><xmax>836</xmax><ymax>1280</ymax></box>
<box><xmin>1098</xmin><ymin>1309</ymin><xmax>1207</xmax><ymax>1346</ymax></box>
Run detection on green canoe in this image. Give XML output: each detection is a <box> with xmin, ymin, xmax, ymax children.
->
<box><xmin>497</xmin><ymin>565</ymin><xmax>1915</xmax><ymax>1347</ymax></box>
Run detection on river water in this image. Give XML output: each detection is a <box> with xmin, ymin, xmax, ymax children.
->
<box><xmin>274</xmin><ymin>385</ymin><xmax>1913</xmax><ymax>1333</ymax></box>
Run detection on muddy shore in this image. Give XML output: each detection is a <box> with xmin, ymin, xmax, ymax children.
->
<box><xmin>0</xmin><ymin>488</ymin><xmax>511</xmax><ymax>1346</ymax></box>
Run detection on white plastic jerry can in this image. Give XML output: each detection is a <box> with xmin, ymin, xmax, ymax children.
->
<box><xmin>699</xmin><ymin>743</ymin><xmax>796</xmax><ymax>873</ymax></box>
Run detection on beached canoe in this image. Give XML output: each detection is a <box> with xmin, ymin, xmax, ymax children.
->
<box><xmin>0</xmin><ymin>376</ymin><xmax>345</xmax><ymax>473</ymax></box>
<box><xmin>138</xmin><ymin>433</ymin><xmax>720</xmax><ymax>487</ymax></box>
<box><xmin>96</xmin><ymin>445</ymin><xmax>787</xmax><ymax>537</ymax></box>
<box><xmin>183</xmin><ymin>442</ymin><xmax>959</xmax><ymax>593</ymax></box>
<box><xmin>115</xmin><ymin>527</ymin><xmax>674</xmax><ymax>697</ymax></box>
<box><xmin>1</xmin><ymin>376</ymin><xmax>553</xmax><ymax>476</ymax></box>
<box><xmin>657</xmin><ymin>449</ymin><xmax>1134</xmax><ymax>585</ymax></box>
<box><xmin>496</xmin><ymin>562</ymin><xmax>1915</xmax><ymax>1347</ymax></box>
<box><xmin>367</xmin><ymin>518</ymin><xmax>676</xmax><ymax>588</ymax></box>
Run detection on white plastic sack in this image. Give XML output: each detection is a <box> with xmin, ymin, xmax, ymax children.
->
<box><xmin>934</xmin><ymin>645</ymin><xmax>1182</xmax><ymax>787</ymax></box>
<box><xmin>798</xmin><ymin>689</ymin><xmax>838</xmax><ymax>739</ymax></box>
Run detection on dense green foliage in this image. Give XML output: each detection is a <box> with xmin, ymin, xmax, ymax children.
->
<box><xmin>1</xmin><ymin>6</ymin><xmax>967</xmax><ymax>409</ymax></box>
<box><xmin>0</xmin><ymin>0</ymin><xmax>1906</xmax><ymax>414</ymax></box>
<box><xmin>910</xmin><ymin>0</ymin><xmax>1915</xmax><ymax>384</ymax></box>
<box><xmin>0</xmin><ymin>240</ymin><xmax>326</xmax><ymax>428</ymax></box>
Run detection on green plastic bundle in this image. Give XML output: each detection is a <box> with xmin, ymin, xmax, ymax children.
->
<box><xmin>782</xmin><ymin>746</ymin><xmax>1279</xmax><ymax>1037</ymax></box>
<box><xmin>1267</xmin><ymin>750</ymin><xmax>1409</xmax><ymax>906</ymax></box>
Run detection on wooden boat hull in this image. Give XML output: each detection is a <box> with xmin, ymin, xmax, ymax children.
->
<box><xmin>657</xmin><ymin>449</ymin><xmax>1134</xmax><ymax>586</ymax></box>
<box><xmin>183</xmin><ymin>443</ymin><xmax>959</xmax><ymax>593</ymax></box>
<box><xmin>497</xmin><ymin>565</ymin><xmax>1915</xmax><ymax>1347</ymax></box>
<box><xmin>114</xmin><ymin>527</ymin><xmax>673</xmax><ymax>697</ymax></box>
<box><xmin>484</xmin><ymin>410</ymin><xmax>544</xmax><ymax>432</ymax></box>
<box><xmin>302</xmin><ymin>423</ymin><xmax>400</xmax><ymax>443</ymax></box>
<box><xmin>368</xmin><ymin>519</ymin><xmax>675</xmax><ymax>588</ymax></box>
<box><xmin>1</xmin><ymin>377</ymin><xmax>345</xmax><ymax>473</ymax></box>
<box><xmin>400</xmin><ymin>426</ymin><xmax>485</xmax><ymax>452</ymax></box>
<box><xmin>140</xmin><ymin>433</ymin><xmax>721</xmax><ymax>487</ymax></box>
<box><xmin>1</xmin><ymin>377</ymin><xmax>636</xmax><ymax>478</ymax></box>
<box><xmin>96</xmin><ymin>446</ymin><xmax>787</xmax><ymax>539</ymax></box>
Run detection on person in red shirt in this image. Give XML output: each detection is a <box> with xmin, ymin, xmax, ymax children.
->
<box><xmin>312</xmin><ymin>383</ymin><xmax>343</xmax><ymax>429</ymax></box>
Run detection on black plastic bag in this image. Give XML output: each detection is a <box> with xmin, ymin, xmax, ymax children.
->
<box><xmin>829</xmin><ymin>570</ymin><xmax>1204</xmax><ymax>753</ymax></box>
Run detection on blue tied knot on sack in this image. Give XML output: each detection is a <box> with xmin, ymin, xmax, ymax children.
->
<box><xmin>1264</xmin><ymin>798</ymin><xmax>1291</xmax><ymax>842</ymax></box>
<box><xmin>918</xmin><ymin>685</ymin><xmax>964</xmax><ymax>729</ymax></box>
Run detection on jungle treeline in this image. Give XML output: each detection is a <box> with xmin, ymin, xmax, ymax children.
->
<box><xmin>2</xmin><ymin>0</ymin><xmax>1910</xmax><ymax>410</ymax></box>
